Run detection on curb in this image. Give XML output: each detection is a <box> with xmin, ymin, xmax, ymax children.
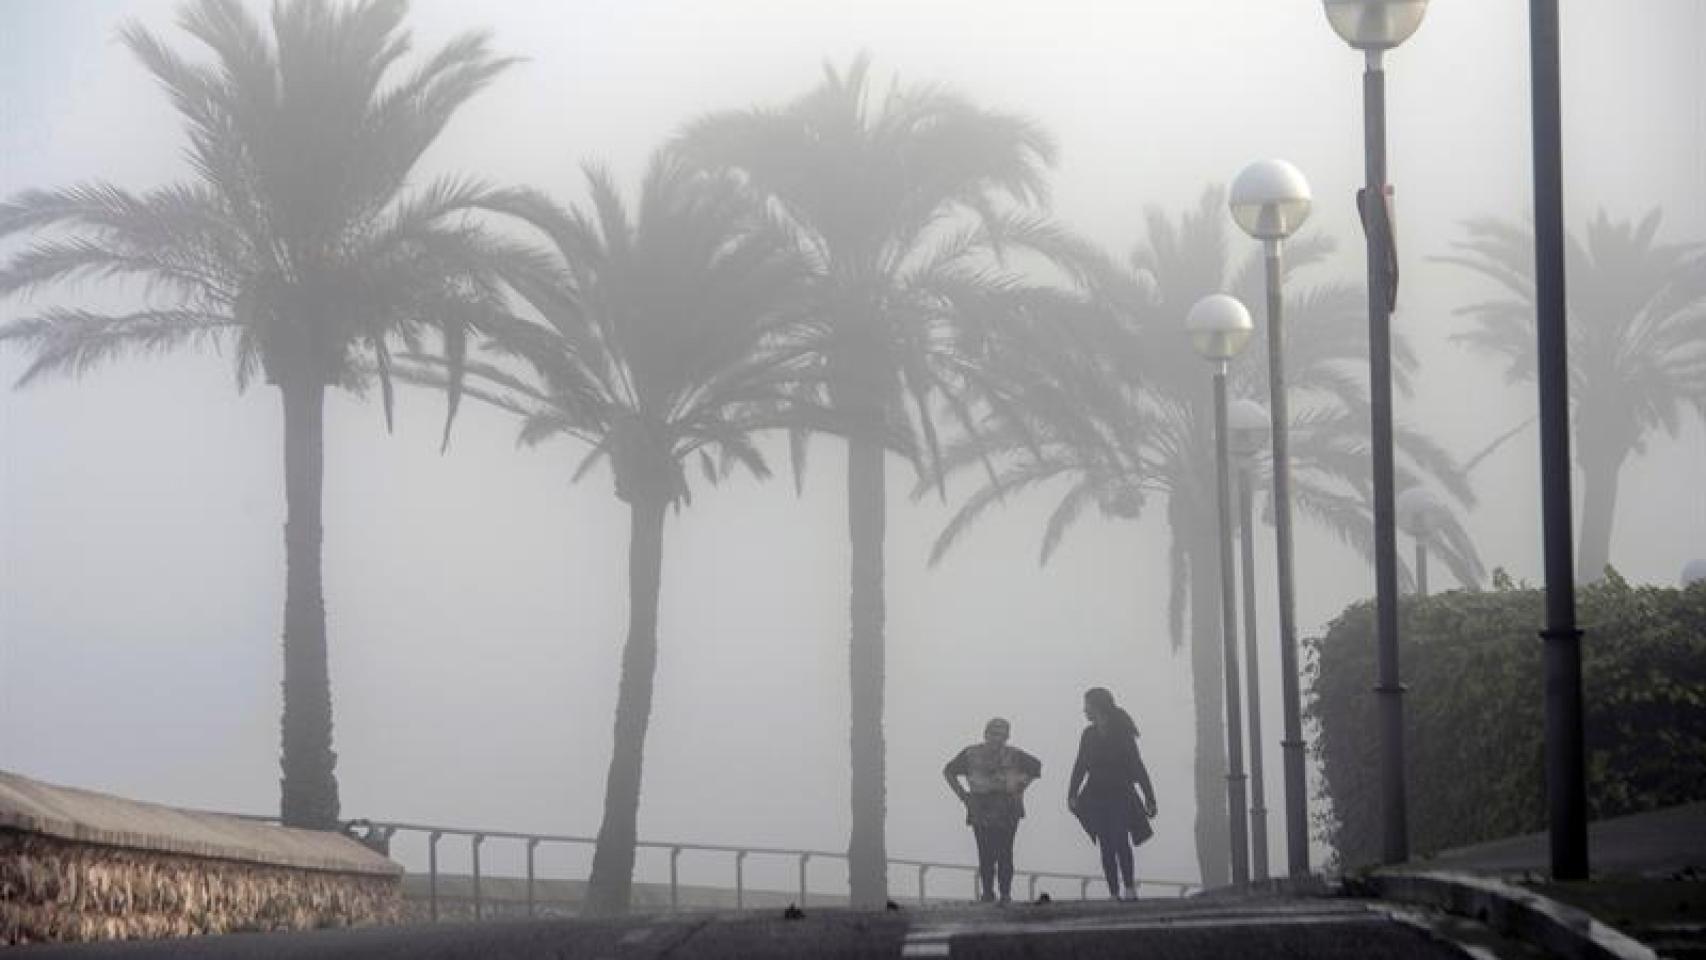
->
<box><xmin>1350</xmin><ymin>870</ymin><xmax>1659</xmax><ymax>960</ymax></box>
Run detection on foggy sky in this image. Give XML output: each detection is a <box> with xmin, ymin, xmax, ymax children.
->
<box><xmin>2</xmin><ymin>0</ymin><xmax>1702</xmax><ymax>892</ymax></box>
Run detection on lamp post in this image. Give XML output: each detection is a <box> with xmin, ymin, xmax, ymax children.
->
<box><xmin>1188</xmin><ymin>294</ymin><xmax>1255</xmax><ymax>885</ymax></box>
<box><xmin>1396</xmin><ymin>487</ymin><xmax>1445</xmax><ymax>597</ymax></box>
<box><xmin>1529</xmin><ymin>0</ymin><xmax>1587</xmax><ymax>882</ymax></box>
<box><xmin>1228</xmin><ymin>397</ymin><xmax>1271</xmax><ymax>880</ymax></box>
<box><xmin>1229</xmin><ymin>158</ymin><xmax>1312</xmax><ymax>878</ymax></box>
<box><xmin>1684</xmin><ymin>560</ymin><xmax>1706</xmax><ymax>588</ymax></box>
<box><xmin>1323</xmin><ymin>0</ymin><xmax>1427</xmax><ymax>867</ymax></box>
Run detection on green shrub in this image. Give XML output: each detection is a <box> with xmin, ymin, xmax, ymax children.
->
<box><xmin>1308</xmin><ymin>570</ymin><xmax>1706</xmax><ymax>869</ymax></box>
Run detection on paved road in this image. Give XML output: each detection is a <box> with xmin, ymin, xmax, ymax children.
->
<box><xmin>25</xmin><ymin>895</ymin><xmax>1526</xmax><ymax>958</ymax></box>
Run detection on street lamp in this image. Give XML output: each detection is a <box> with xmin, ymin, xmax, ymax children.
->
<box><xmin>1227</xmin><ymin>398</ymin><xmax>1270</xmax><ymax>881</ymax></box>
<box><xmin>1229</xmin><ymin>158</ymin><xmax>1312</xmax><ymax>878</ymax></box>
<box><xmin>1323</xmin><ymin>0</ymin><xmax>1427</xmax><ymax>867</ymax></box>
<box><xmin>1684</xmin><ymin>560</ymin><xmax>1706</xmax><ymax>588</ymax></box>
<box><xmin>1396</xmin><ymin>487</ymin><xmax>1445</xmax><ymax>597</ymax></box>
<box><xmin>1188</xmin><ymin>293</ymin><xmax>1255</xmax><ymax>885</ymax></box>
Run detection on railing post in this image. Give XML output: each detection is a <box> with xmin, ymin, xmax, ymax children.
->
<box><xmin>669</xmin><ymin>847</ymin><xmax>682</xmax><ymax>912</ymax></box>
<box><xmin>428</xmin><ymin>831</ymin><xmax>443</xmax><ymax>922</ymax></box>
<box><xmin>1080</xmin><ymin>878</ymin><xmax>1091</xmax><ymax>901</ymax></box>
<box><xmin>917</xmin><ymin>865</ymin><xmax>929</xmax><ymax>906</ymax></box>
<box><xmin>735</xmin><ymin>850</ymin><xmax>748</xmax><ymax>911</ymax></box>
<box><xmin>1028</xmin><ymin>874</ymin><xmax>1038</xmax><ymax>902</ymax></box>
<box><xmin>526</xmin><ymin>838</ymin><xmax>540</xmax><ymax>917</ymax></box>
<box><xmin>471</xmin><ymin>834</ymin><xmax>486</xmax><ymax>921</ymax></box>
<box><xmin>797</xmin><ymin>853</ymin><xmax>810</xmax><ymax>908</ymax></box>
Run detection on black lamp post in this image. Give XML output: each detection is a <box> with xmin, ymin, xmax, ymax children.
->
<box><xmin>1323</xmin><ymin>0</ymin><xmax>1428</xmax><ymax>867</ymax></box>
<box><xmin>1228</xmin><ymin>397</ymin><xmax>1272</xmax><ymax>880</ymax></box>
<box><xmin>1528</xmin><ymin>0</ymin><xmax>1587</xmax><ymax>881</ymax></box>
<box><xmin>1188</xmin><ymin>293</ymin><xmax>1256</xmax><ymax>885</ymax></box>
<box><xmin>1229</xmin><ymin>158</ymin><xmax>1313</xmax><ymax>878</ymax></box>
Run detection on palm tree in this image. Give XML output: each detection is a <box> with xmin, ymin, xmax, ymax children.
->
<box><xmin>1438</xmin><ymin>209</ymin><xmax>1706</xmax><ymax>582</ymax></box>
<box><xmin>398</xmin><ymin>155</ymin><xmax>832</xmax><ymax>916</ymax></box>
<box><xmin>0</xmin><ymin>0</ymin><xmax>530</xmax><ymax>828</ymax></box>
<box><xmin>931</xmin><ymin>188</ymin><xmax>1482</xmax><ymax>885</ymax></box>
<box><xmin>674</xmin><ymin>55</ymin><xmax>1059</xmax><ymax>906</ymax></box>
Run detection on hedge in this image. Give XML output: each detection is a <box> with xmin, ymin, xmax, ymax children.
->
<box><xmin>1308</xmin><ymin>570</ymin><xmax>1706</xmax><ymax>869</ymax></box>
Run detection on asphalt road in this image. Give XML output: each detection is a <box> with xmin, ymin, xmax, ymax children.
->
<box><xmin>22</xmin><ymin>896</ymin><xmax>1525</xmax><ymax>959</ymax></box>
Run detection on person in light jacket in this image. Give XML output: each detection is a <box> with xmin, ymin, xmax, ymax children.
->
<box><xmin>943</xmin><ymin>717</ymin><xmax>1042</xmax><ymax>903</ymax></box>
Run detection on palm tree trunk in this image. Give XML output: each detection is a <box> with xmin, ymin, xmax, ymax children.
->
<box><xmin>1576</xmin><ymin>447</ymin><xmax>1623</xmax><ymax>584</ymax></box>
<box><xmin>846</xmin><ymin>434</ymin><xmax>889</xmax><ymax>908</ymax></box>
<box><xmin>278</xmin><ymin>378</ymin><xmax>339</xmax><ymax>829</ymax></box>
<box><xmin>1187</xmin><ymin>529</ymin><xmax>1231</xmax><ymax>888</ymax></box>
<box><xmin>585</xmin><ymin>496</ymin><xmax>669</xmax><ymax>917</ymax></box>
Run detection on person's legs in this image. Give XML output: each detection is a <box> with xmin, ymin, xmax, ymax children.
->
<box><xmin>972</xmin><ymin>826</ymin><xmax>996</xmax><ymax>901</ymax></box>
<box><xmin>994</xmin><ymin>822</ymin><xmax>1017</xmax><ymax>901</ymax></box>
<box><xmin>1097</xmin><ymin>835</ymin><xmax>1120</xmax><ymax>898</ymax></box>
<box><xmin>1115</xmin><ymin>838</ymin><xmax>1135</xmax><ymax>898</ymax></box>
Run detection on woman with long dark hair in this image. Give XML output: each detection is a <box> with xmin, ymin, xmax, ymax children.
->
<box><xmin>1067</xmin><ymin>687</ymin><xmax>1158</xmax><ymax>900</ymax></box>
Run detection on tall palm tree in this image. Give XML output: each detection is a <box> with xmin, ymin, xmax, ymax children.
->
<box><xmin>0</xmin><ymin>0</ymin><xmax>530</xmax><ymax>828</ymax></box>
<box><xmin>931</xmin><ymin>189</ymin><xmax>1482</xmax><ymax>885</ymax></box>
<box><xmin>674</xmin><ymin>55</ymin><xmax>1058</xmax><ymax>906</ymax></box>
<box><xmin>1439</xmin><ymin>210</ymin><xmax>1706</xmax><ymax>582</ymax></box>
<box><xmin>398</xmin><ymin>156</ymin><xmax>833</xmax><ymax>916</ymax></box>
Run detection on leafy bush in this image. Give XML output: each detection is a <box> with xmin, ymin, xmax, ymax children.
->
<box><xmin>1308</xmin><ymin>570</ymin><xmax>1706</xmax><ymax>868</ymax></box>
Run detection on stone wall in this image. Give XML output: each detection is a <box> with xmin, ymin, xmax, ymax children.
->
<box><xmin>0</xmin><ymin>770</ymin><xmax>402</xmax><ymax>946</ymax></box>
<box><xmin>0</xmin><ymin>831</ymin><xmax>400</xmax><ymax>944</ymax></box>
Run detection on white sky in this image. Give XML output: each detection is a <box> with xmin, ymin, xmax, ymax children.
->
<box><xmin>1</xmin><ymin>0</ymin><xmax>1702</xmax><ymax>894</ymax></box>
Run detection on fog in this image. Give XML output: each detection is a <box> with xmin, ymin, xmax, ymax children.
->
<box><xmin>2</xmin><ymin>0</ymin><xmax>1702</xmax><ymax>896</ymax></box>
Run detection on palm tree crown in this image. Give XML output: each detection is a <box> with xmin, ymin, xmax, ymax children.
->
<box><xmin>1439</xmin><ymin>209</ymin><xmax>1705</xmax><ymax>580</ymax></box>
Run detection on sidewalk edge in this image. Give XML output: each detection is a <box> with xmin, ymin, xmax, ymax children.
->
<box><xmin>1352</xmin><ymin>870</ymin><xmax>1659</xmax><ymax>960</ymax></box>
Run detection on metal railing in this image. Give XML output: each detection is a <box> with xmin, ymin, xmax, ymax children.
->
<box><xmin>343</xmin><ymin>818</ymin><xmax>1198</xmax><ymax>921</ymax></box>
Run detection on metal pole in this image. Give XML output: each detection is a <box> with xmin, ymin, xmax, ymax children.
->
<box><xmin>1212</xmin><ymin>362</ymin><xmax>1251</xmax><ymax>884</ymax></box>
<box><xmin>735</xmin><ymin>851</ymin><xmax>747</xmax><ymax>910</ymax></box>
<box><xmin>472</xmin><ymin>834</ymin><xmax>485</xmax><ymax>921</ymax></box>
<box><xmin>526</xmin><ymin>839</ymin><xmax>539</xmax><ymax>918</ymax></box>
<box><xmin>669</xmin><ymin>847</ymin><xmax>682</xmax><ymax>912</ymax></box>
<box><xmin>1362</xmin><ymin>50</ymin><xmax>1410</xmax><ymax>866</ymax></box>
<box><xmin>799</xmin><ymin>854</ymin><xmax>811</xmax><ymax>908</ymax></box>
<box><xmin>1263</xmin><ymin>240</ymin><xmax>1309</xmax><ymax>878</ymax></box>
<box><xmin>1238</xmin><ymin>465</ymin><xmax>1269</xmax><ymax>881</ymax></box>
<box><xmin>1529</xmin><ymin>0</ymin><xmax>1588</xmax><ymax>881</ymax></box>
<box><xmin>428</xmin><ymin>831</ymin><xmax>442</xmax><ymax>922</ymax></box>
<box><xmin>918</xmin><ymin>864</ymin><xmax>929</xmax><ymax>906</ymax></box>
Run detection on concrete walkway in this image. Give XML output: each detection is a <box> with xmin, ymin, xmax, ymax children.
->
<box><xmin>1415</xmin><ymin>802</ymin><xmax>1706</xmax><ymax>878</ymax></box>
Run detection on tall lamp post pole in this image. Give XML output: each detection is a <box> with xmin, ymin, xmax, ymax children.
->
<box><xmin>1529</xmin><ymin>0</ymin><xmax>1587</xmax><ymax>881</ymax></box>
<box><xmin>1188</xmin><ymin>294</ymin><xmax>1256</xmax><ymax>886</ymax></box>
<box><xmin>1229</xmin><ymin>159</ymin><xmax>1313</xmax><ymax>877</ymax></box>
<box><xmin>1323</xmin><ymin>0</ymin><xmax>1428</xmax><ymax>866</ymax></box>
<box><xmin>1228</xmin><ymin>398</ymin><xmax>1272</xmax><ymax>880</ymax></box>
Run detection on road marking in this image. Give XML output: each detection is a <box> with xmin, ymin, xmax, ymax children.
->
<box><xmin>903</xmin><ymin>921</ymin><xmax>968</xmax><ymax>957</ymax></box>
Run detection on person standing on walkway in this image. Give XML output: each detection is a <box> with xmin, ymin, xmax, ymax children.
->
<box><xmin>1067</xmin><ymin>687</ymin><xmax>1158</xmax><ymax>900</ymax></box>
<box><xmin>943</xmin><ymin>717</ymin><xmax>1043</xmax><ymax>903</ymax></box>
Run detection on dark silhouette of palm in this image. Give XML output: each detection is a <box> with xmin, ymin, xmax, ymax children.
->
<box><xmin>932</xmin><ymin>188</ymin><xmax>1481</xmax><ymax>884</ymax></box>
<box><xmin>674</xmin><ymin>55</ymin><xmax>1059</xmax><ymax>906</ymax></box>
<box><xmin>398</xmin><ymin>156</ymin><xmax>825</xmax><ymax>916</ymax></box>
<box><xmin>1439</xmin><ymin>210</ymin><xmax>1706</xmax><ymax>582</ymax></box>
<box><xmin>0</xmin><ymin>0</ymin><xmax>527</xmax><ymax>828</ymax></box>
